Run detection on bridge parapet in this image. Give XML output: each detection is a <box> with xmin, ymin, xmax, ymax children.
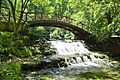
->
<box><xmin>0</xmin><ymin>6</ymin><xmax>82</xmax><ymax>28</ymax></box>
<box><xmin>0</xmin><ymin>8</ymin><xmax>91</xmax><ymax>40</ymax></box>
<box><xmin>23</xmin><ymin>12</ymin><xmax>77</xmax><ymax>26</ymax></box>
<box><xmin>1</xmin><ymin>11</ymin><xmax>78</xmax><ymax>26</ymax></box>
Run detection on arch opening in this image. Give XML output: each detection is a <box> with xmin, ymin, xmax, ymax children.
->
<box><xmin>28</xmin><ymin>26</ymin><xmax>75</xmax><ymax>40</ymax></box>
<box><xmin>27</xmin><ymin>20</ymin><xmax>91</xmax><ymax>40</ymax></box>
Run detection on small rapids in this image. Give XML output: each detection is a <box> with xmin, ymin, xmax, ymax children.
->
<box><xmin>50</xmin><ymin>40</ymin><xmax>111</xmax><ymax>68</ymax></box>
<box><xmin>22</xmin><ymin>40</ymin><xmax>117</xmax><ymax>79</ymax></box>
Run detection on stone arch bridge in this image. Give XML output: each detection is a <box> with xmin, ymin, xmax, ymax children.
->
<box><xmin>0</xmin><ymin>11</ymin><xmax>91</xmax><ymax>40</ymax></box>
<box><xmin>1</xmin><ymin>10</ymin><xmax>120</xmax><ymax>56</ymax></box>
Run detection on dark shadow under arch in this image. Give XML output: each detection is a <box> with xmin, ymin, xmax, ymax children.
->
<box><xmin>27</xmin><ymin>20</ymin><xmax>91</xmax><ymax>40</ymax></box>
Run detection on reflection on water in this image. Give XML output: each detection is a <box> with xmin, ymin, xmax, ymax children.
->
<box><xmin>22</xmin><ymin>40</ymin><xmax>120</xmax><ymax>80</ymax></box>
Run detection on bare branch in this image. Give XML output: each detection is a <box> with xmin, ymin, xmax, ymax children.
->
<box><xmin>23</xmin><ymin>0</ymin><xmax>30</xmax><ymax>10</ymax></box>
<box><xmin>14</xmin><ymin>0</ymin><xmax>17</xmax><ymax>10</ymax></box>
<box><xmin>7</xmin><ymin>0</ymin><xmax>16</xmax><ymax>23</ymax></box>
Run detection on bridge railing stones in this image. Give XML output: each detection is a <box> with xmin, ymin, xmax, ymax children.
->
<box><xmin>0</xmin><ymin>8</ymin><xmax>84</xmax><ymax>36</ymax></box>
<box><xmin>0</xmin><ymin>7</ymin><xmax>80</xmax><ymax>28</ymax></box>
<box><xmin>23</xmin><ymin>12</ymin><xmax>78</xmax><ymax>26</ymax></box>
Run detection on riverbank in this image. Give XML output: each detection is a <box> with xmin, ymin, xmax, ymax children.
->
<box><xmin>0</xmin><ymin>51</ymin><xmax>120</xmax><ymax>80</ymax></box>
<box><xmin>1</xmin><ymin>40</ymin><xmax>120</xmax><ymax>80</ymax></box>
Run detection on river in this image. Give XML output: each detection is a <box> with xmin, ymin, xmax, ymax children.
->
<box><xmin>22</xmin><ymin>40</ymin><xmax>120</xmax><ymax>80</ymax></box>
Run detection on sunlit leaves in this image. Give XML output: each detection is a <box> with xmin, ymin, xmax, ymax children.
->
<box><xmin>74</xmin><ymin>0</ymin><xmax>120</xmax><ymax>41</ymax></box>
<box><xmin>2</xmin><ymin>0</ymin><xmax>120</xmax><ymax>40</ymax></box>
<box><xmin>0</xmin><ymin>62</ymin><xmax>22</xmax><ymax>80</ymax></box>
<box><xmin>28</xmin><ymin>0</ymin><xmax>120</xmax><ymax>41</ymax></box>
<box><xmin>50</xmin><ymin>28</ymin><xmax>74</xmax><ymax>39</ymax></box>
<box><xmin>0</xmin><ymin>32</ymin><xmax>32</xmax><ymax>57</ymax></box>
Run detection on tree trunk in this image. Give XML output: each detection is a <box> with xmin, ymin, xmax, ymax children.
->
<box><xmin>0</xmin><ymin>0</ymin><xmax>2</xmax><ymax>21</ymax></box>
<box><xmin>0</xmin><ymin>0</ymin><xmax>1</xmax><ymax>14</ymax></box>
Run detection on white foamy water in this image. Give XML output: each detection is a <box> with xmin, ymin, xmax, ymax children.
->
<box><xmin>51</xmin><ymin>40</ymin><xmax>90</xmax><ymax>56</ymax></box>
<box><xmin>50</xmin><ymin>40</ymin><xmax>110</xmax><ymax>69</ymax></box>
<box><xmin>22</xmin><ymin>40</ymin><xmax>115</xmax><ymax>79</ymax></box>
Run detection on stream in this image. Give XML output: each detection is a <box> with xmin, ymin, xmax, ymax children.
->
<box><xmin>22</xmin><ymin>40</ymin><xmax>120</xmax><ymax>80</ymax></box>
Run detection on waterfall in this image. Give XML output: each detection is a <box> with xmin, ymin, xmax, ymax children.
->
<box><xmin>76</xmin><ymin>57</ymin><xmax>83</xmax><ymax>63</ymax></box>
<box><xmin>51</xmin><ymin>40</ymin><xmax>90</xmax><ymax>56</ymax></box>
<box><xmin>22</xmin><ymin>40</ymin><xmax>115</xmax><ymax>79</ymax></box>
<box><xmin>50</xmin><ymin>40</ymin><xmax>105</xmax><ymax>69</ymax></box>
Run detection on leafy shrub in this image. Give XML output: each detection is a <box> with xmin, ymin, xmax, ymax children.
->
<box><xmin>0</xmin><ymin>62</ymin><xmax>22</xmax><ymax>80</ymax></box>
<box><xmin>28</xmin><ymin>27</ymin><xmax>51</xmax><ymax>55</ymax></box>
<box><xmin>0</xmin><ymin>32</ymin><xmax>32</xmax><ymax>58</ymax></box>
<box><xmin>0</xmin><ymin>30</ymin><xmax>51</xmax><ymax>58</ymax></box>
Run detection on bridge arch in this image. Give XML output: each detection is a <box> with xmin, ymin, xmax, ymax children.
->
<box><xmin>27</xmin><ymin>20</ymin><xmax>91</xmax><ymax>40</ymax></box>
<box><xmin>0</xmin><ymin>9</ymin><xmax>91</xmax><ymax>40</ymax></box>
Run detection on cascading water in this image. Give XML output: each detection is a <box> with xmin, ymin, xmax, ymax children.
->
<box><xmin>50</xmin><ymin>40</ymin><xmax>107</xmax><ymax>69</ymax></box>
<box><xmin>22</xmin><ymin>40</ymin><xmax>115</xmax><ymax>79</ymax></box>
<box><xmin>50</xmin><ymin>40</ymin><xmax>91</xmax><ymax>56</ymax></box>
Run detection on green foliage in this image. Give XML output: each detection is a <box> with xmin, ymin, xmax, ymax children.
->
<box><xmin>0</xmin><ymin>32</ymin><xmax>32</xmax><ymax>58</ymax></box>
<box><xmin>50</xmin><ymin>28</ymin><xmax>74</xmax><ymax>39</ymax></box>
<box><xmin>28</xmin><ymin>0</ymin><xmax>120</xmax><ymax>41</ymax></box>
<box><xmin>5</xmin><ymin>0</ymin><xmax>30</xmax><ymax>34</ymax></box>
<box><xmin>1</xmin><ymin>0</ymin><xmax>120</xmax><ymax>41</ymax></box>
<box><xmin>0</xmin><ymin>62</ymin><xmax>22</xmax><ymax>80</ymax></box>
<box><xmin>30</xmin><ymin>0</ymin><xmax>72</xmax><ymax>17</ymax></box>
<box><xmin>29</xmin><ymin>27</ymin><xmax>74</xmax><ymax>40</ymax></box>
<box><xmin>28</xmin><ymin>27</ymin><xmax>45</xmax><ymax>37</ymax></box>
<box><xmin>2</xmin><ymin>0</ymin><xmax>119</xmax><ymax>40</ymax></box>
<box><xmin>71</xmin><ymin>0</ymin><xmax>120</xmax><ymax>41</ymax></box>
<box><xmin>28</xmin><ymin>27</ymin><xmax>50</xmax><ymax>55</ymax></box>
